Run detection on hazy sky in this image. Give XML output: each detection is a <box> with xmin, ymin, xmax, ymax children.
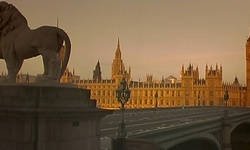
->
<box><xmin>1</xmin><ymin>0</ymin><xmax>250</xmax><ymax>84</ymax></box>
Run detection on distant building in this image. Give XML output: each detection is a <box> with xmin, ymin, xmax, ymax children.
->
<box><xmin>1</xmin><ymin>39</ymin><xmax>247</xmax><ymax>108</ymax></box>
<box><xmin>17</xmin><ymin>73</ymin><xmax>37</xmax><ymax>83</ymax></box>
<box><xmin>60</xmin><ymin>39</ymin><xmax>247</xmax><ymax>109</ymax></box>
<box><xmin>0</xmin><ymin>72</ymin><xmax>36</xmax><ymax>83</ymax></box>
<box><xmin>60</xmin><ymin>68</ymin><xmax>80</xmax><ymax>83</ymax></box>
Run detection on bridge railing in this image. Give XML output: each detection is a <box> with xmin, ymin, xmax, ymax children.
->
<box><xmin>129</xmin><ymin>117</ymin><xmax>221</xmax><ymax>141</ymax></box>
<box><xmin>129</xmin><ymin>111</ymin><xmax>250</xmax><ymax>144</ymax></box>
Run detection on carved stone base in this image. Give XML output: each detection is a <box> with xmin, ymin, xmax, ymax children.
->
<box><xmin>0</xmin><ymin>84</ymin><xmax>112</xmax><ymax>150</ymax></box>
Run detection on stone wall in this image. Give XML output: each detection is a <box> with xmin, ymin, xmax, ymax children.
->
<box><xmin>0</xmin><ymin>84</ymin><xmax>112</xmax><ymax>150</ymax></box>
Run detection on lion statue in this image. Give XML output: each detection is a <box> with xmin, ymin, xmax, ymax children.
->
<box><xmin>0</xmin><ymin>1</ymin><xmax>71</xmax><ymax>83</ymax></box>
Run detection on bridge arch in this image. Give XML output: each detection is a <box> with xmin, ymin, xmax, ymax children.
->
<box><xmin>167</xmin><ymin>133</ymin><xmax>220</xmax><ymax>150</ymax></box>
<box><xmin>231</xmin><ymin>122</ymin><xmax>250</xmax><ymax>150</ymax></box>
<box><xmin>231</xmin><ymin>120</ymin><xmax>250</xmax><ymax>132</ymax></box>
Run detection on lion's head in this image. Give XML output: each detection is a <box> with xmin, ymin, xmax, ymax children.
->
<box><xmin>0</xmin><ymin>1</ymin><xmax>28</xmax><ymax>36</ymax></box>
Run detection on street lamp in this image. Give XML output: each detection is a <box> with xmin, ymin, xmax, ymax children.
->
<box><xmin>154</xmin><ymin>91</ymin><xmax>158</xmax><ymax>108</ymax></box>
<box><xmin>116</xmin><ymin>77</ymin><xmax>130</xmax><ymax>138</ymax></box>
<box><xmin>222</xmin><ymin>89</ymin><xmax>231</xmax><ymax>150</ymax></box>
<box><xmin>224</xmin><ymin>89</ymin><xmax>229</xmax><ymax>116</ymax></box>
<box><xmin>197</xmin><ymin>94</ymin><xmax>200</xmax><ymax>106</ymax></box>
<box><xmin>224</xmin><ymin>90</ymin><xmax>229</xmax><ymax>106</ymax></box>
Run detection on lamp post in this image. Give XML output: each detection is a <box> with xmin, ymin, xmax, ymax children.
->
<box><xmin>116</xmin><ymin>77</ymin><xmax>131</xmax><ymax>138</ymax></box>
<box><xmin>224</xmin><ymin>90</ymin><xmax>229</xmax><ymax>116</ymax></box>
<box><xmin>222</xmin><ymin>89</ymin><xmax>231</xmax><ymax>150</ymax></box>
<box><xmin>197</xmin><ymin>94</ymin><xmax>200</xmax><ymax>106</ymax></box>
<box><xmin>154</xmin><ymin>91</ymin><xmax>158</xmax><ymax>108</ymax></box>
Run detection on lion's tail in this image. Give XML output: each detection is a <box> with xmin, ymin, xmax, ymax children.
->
<box><xmin>56</xmin><ymin>28</ymin><xmax>71</xmax><ymax>79</ymax></box>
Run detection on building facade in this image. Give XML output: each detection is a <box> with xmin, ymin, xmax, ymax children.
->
<box><xmin>64</xmin><ymin>39</ymin><xmax>247</xmax><ymax>109</ymax></box>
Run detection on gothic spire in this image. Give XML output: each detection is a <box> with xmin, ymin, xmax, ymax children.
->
<box><xmin>117</xmin><ymin>38</ymin><xmax>120</xmax><ymax>50</ymax></box>
<box><xmin>115</xmin><ymin>38</ymin><xmax>121</xmax><ymax>59</ymax></box>
<box><xmin>93</xmin><ymin>60</ymin><xmax>102</xmax><ymax>82</ymax></box>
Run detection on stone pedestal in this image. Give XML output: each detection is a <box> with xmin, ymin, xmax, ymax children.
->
<box><xmin>0</xmin><ymin>83</ymin><xmax>112</xmax><ymax>150</ymax></box>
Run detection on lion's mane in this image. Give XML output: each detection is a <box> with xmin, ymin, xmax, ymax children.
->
<box><xmin>0</xmin><ymin>1</ymin><xmax>28</xmax><ymax>36</ymax></box>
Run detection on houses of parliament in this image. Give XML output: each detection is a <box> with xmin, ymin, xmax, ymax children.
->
<box><xmin>62</xmin><ymin>38</ymin><xmax>248</xmax><ymax>109</ymax></box>
<box><xmin>1</xmin><ymin>38</ymin><xmax>250</xmax><ymax>108</ymax></box>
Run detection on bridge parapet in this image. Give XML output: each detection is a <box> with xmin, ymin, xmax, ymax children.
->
<box><xmin>130</xmin><ymin>117</ymin><xmax>222</xmax><ymax>142</ymax></box>
<box><xmin>129</xmin><ymin>111</ymin><xmax>250</xmax><ymax>149</ymax></box>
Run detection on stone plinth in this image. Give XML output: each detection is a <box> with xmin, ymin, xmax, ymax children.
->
<box><xmin>0</xmin><ymin>83</ymin><xmax>112</xmax><ymax>150</ymax></box>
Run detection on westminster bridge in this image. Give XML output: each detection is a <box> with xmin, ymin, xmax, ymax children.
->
<box><xmin>100</xmin><ymin>106</ymin><xmax>250</xmax><ymax>150</ymax></box>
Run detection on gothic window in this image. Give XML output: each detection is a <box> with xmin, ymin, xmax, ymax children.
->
<box><xmin>150</xmin><ymin>91</ymin><xmax>153</xmax><ymax>96</ymax></box>
<box><xmin>140</xmin><ymin>99</ymin><xmax>142</xmax><ymax>104</ymax></box>
<box><xmin>209</xmin><ymin>91</ymin><xmax>214</xmax><ymax>97</ymax></box>
<box><xmin>160</xmin><ymin>91</ymin><xmax>163</xmax><ymax>97</ymax></box>
<box><xmin>172</xmin><ymin>91</ymin><xmax>175</xmax><ymax>97</ymax></box>
<box><xmin>209</xmin><ymin>81</ymin><xmax>214</xmax><ymax>86</ymax></box>
<box><xmin>150</xmin><ymin>99</ymin><xmax>153</xmax><ymax>105</ymax></box>
<box><xmin>177</xmin><ymin>91</ymin><xmax>181</xmax><ymax>97</ymax></box>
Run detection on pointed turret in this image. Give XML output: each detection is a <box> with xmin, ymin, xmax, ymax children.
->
<box><xmin>93</xmin><ymin>60</ymin><xmax>102</xmax><ymax>82</ymax></box>
<box><xmin>233</xmin><ymin>76</ymin><xmax>239</xmax><ymax>85</ymax></box>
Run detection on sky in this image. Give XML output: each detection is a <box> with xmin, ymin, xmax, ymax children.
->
<box><xmin>1</xmin><ymin>0</ymin><xmax>250</xmax><ymax>84</ymax></box>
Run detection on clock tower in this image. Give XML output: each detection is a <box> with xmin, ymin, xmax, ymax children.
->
<box><xmin>246</xmin><ymin>37</ymin><xmax>250</xmax><ymax>106</ymax></box>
